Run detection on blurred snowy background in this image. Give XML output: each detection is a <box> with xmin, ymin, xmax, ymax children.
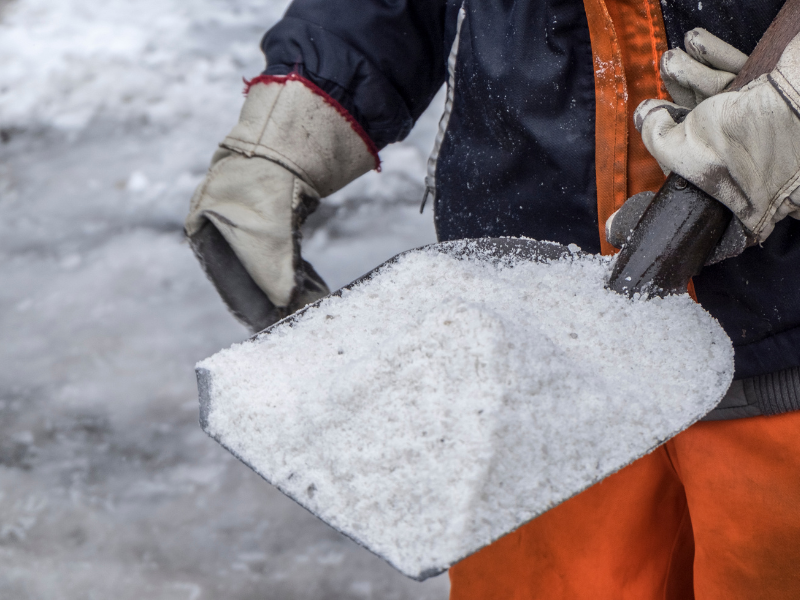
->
<box><xmin>0</xmin><ymin>0</ymin><xmax>447</xmax><ymax>597</ymax></box>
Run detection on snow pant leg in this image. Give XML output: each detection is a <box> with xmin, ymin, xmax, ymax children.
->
<box><xmin>666</xmin><ymin>411</ymin><xmax>800</xmax><ymax>600</ymax></box>
<box><xmin>448</xmin><ymin>446</ymin><xmax>694</xmax><ymax>600</ymax></box>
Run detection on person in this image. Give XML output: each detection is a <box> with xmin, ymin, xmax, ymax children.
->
<box><xmin>185</xmin><ymin>0</ymin><xmax>800</xmax><ymax>597</ymax></box>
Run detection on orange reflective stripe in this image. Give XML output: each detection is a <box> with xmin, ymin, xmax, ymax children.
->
<box><xmin>606</xmin><ymin>0</ymin><xmax>669</xmax><ymax>202</ymax></box>
<box><xmin>583</xmin><ymin>0</ymin><xmax>669</xmax><ymax>256</ymax></box>
<box><xmin>582</xmin><ymin>0</ymin><xmax>629</xmax><ymax>256</ymax></box>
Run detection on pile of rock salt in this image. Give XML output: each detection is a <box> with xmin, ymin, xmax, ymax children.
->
<box><xmin>197</xmin><ymin>241</ymin><xmax>733</xmax><ymax>580</ymax></box>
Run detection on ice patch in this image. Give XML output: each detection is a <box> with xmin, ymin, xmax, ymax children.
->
<box><xmin>198</xmin><ymin>240</ymin><xmax>734</xmax><ymax>579</ymax></box>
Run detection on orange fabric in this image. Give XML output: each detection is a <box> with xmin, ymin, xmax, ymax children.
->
<box><xmin>449</xmin><ymin>412</ymin><xmax>800</xmax><ymax>599</ymax></box>
<box><xmin>687</xmin><ymin>278</ymin><xmax>697</xmax><ymax>301</ymax></box>
<box><xmin>583</xmin><ymin>0</ymin><xmax>669</xmax><ymax>256</ymax></box>
<box><xmin>582</xmin><ymin>0</ymin><xmax>629</xmax><ymax>256</ymax></box>
<box><xmin>605</xmin><ymin>0</ymin><xmax>669</xmax><ymax>199</ymax></box>
<box><xmin>668</xmin><ymin>415</ymin><xmax>800</xmax><ymax>598</ymax></box>
<box><xmin>450</xmin><ymin>446</ymin><xmax>693</xmax><ymax>600</ymax></box>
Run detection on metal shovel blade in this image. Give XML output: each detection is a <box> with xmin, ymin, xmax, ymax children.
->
<box><xmin>196</xmin><ymin>238</ymin><xmax>733</xmax><ymax>580</ymax></box>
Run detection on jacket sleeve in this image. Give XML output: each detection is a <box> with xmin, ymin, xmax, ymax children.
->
<box><xmin>262</xmin><ymin>0</ymin><xmax>448</xmax><ymax>149</ymax></box>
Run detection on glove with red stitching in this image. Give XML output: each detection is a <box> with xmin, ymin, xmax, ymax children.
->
<box><xmin>186</xmin><ymin>75</ymin><xmax>378</xmax><ymax>331</ymax></box>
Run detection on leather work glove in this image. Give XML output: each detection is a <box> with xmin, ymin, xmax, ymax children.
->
<box><xmin>609</xmin><ymin>30</ymin><xmax>800</xmax><ymax>262</ymax></box>
<box><xmin>660</xmin><ymin>28</ymin><xmax>748</xmax><ymax>109</ymax></box>
<box><xmin>186</xmin><ymin>75</ymin><xmax>378</xmax><ymax>331</ymax></box>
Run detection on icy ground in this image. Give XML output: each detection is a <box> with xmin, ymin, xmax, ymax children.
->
<box><xmin>0</xmin><ymin>0</ymin><xmax>447</xmax><ymax>598</ymax></box>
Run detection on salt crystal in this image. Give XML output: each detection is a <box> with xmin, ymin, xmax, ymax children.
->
<box><xmin>197</xmin><ymin>240</ymin><xmax>733</xmax><ymax>580</ymax></box>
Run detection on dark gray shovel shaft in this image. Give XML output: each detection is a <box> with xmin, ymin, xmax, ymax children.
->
<box><xmin>607</xmin><ymin>174</ymin><xmax>731</xmax><ymax>297</ymax></box>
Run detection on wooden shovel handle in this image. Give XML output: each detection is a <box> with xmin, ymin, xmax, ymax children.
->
<box><xmin>607</xmin><ymin>0</ymin><xmax>800</xmax><ymax>297</ymax></box>
<box><xmin>730</xmin><ymin>0</ymin><xmax>800</xmax><ymax>91</ymax></box>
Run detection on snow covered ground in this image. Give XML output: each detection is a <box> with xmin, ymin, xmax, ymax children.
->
<box><xmin>0</xmin><ymin>0</ymin><xmax>447</xmax><ymax>597</ymax></box>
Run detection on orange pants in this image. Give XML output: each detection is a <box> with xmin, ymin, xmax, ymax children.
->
<box><xmin>449</xmin><ymin>411</ymin><xmax>800</xmax><ymax>599</ymax></box>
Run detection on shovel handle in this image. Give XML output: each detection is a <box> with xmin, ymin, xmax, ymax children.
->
<box><xmin>607</xmin><ymin>0</ymin><xmax>800</xmax><ymax>297</ymax></box>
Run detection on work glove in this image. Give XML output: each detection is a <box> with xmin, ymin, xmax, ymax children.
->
<box><xmin>186</xmin><ymin>75</ymin><xmax>378</xmax><ymax>331</ymax></box>
<box><xmin>608</xmin><ymin>30</ymin><xmax>800</xmax><ymax>263</ymax></box>
<box><xmin>659</xmin><ymin>28</ymin><xmax>748</xmax><ymax>109</ymax></box>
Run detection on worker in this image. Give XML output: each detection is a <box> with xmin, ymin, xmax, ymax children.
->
<box><xmin>185</xmin><ymin>0</ymin><xmax>800</xmax><ymax>597</ymax></box>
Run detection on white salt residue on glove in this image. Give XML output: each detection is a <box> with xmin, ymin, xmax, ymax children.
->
<box><xmin>661</xmin><ymin>28</ymin><xmax>748</xmax><ymax>109</ymax></box>
<box><xmin>636</xmin><ymin>32</ymin><xmax>800</xmax><ymax>242</ymax></box>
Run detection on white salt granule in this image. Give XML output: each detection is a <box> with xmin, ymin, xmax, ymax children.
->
<box><xmin>197</xmin><ymin>241</ymin><xmax>733</xmax><ymax>580</ymax></box>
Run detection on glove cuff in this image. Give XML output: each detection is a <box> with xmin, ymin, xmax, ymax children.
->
<box><xmin>221</xmin><ymin>74</ymin><xmax>380</xmax><ymax>196</ymax></box>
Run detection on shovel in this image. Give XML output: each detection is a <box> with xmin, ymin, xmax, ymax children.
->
<box><xmin>193</xmin><ymin>0</ymin><xmax>800</xmax><ymax>581</ymax></box>
<box><xmin>197</xmin><ymin>236</ymin><xmax>733</xmax><ymax>579</ymax></box>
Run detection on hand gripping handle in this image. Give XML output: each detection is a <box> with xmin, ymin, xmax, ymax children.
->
<box><xmin>607</xmin><ymin>0</ymin><xmax>800</xmax><ymax>297</ymax></box>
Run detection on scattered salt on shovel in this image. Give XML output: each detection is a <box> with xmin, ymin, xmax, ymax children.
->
<box><xmin>196</xmin><ymin>239</ymin><xmax>733</xmax><ymax>580</ymax></box>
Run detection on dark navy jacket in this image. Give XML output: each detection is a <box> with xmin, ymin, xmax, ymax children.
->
<box><xmin>263</xmin><ymin>0</ymin><xmax>798</xmax><ymax>381</ymax></box>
